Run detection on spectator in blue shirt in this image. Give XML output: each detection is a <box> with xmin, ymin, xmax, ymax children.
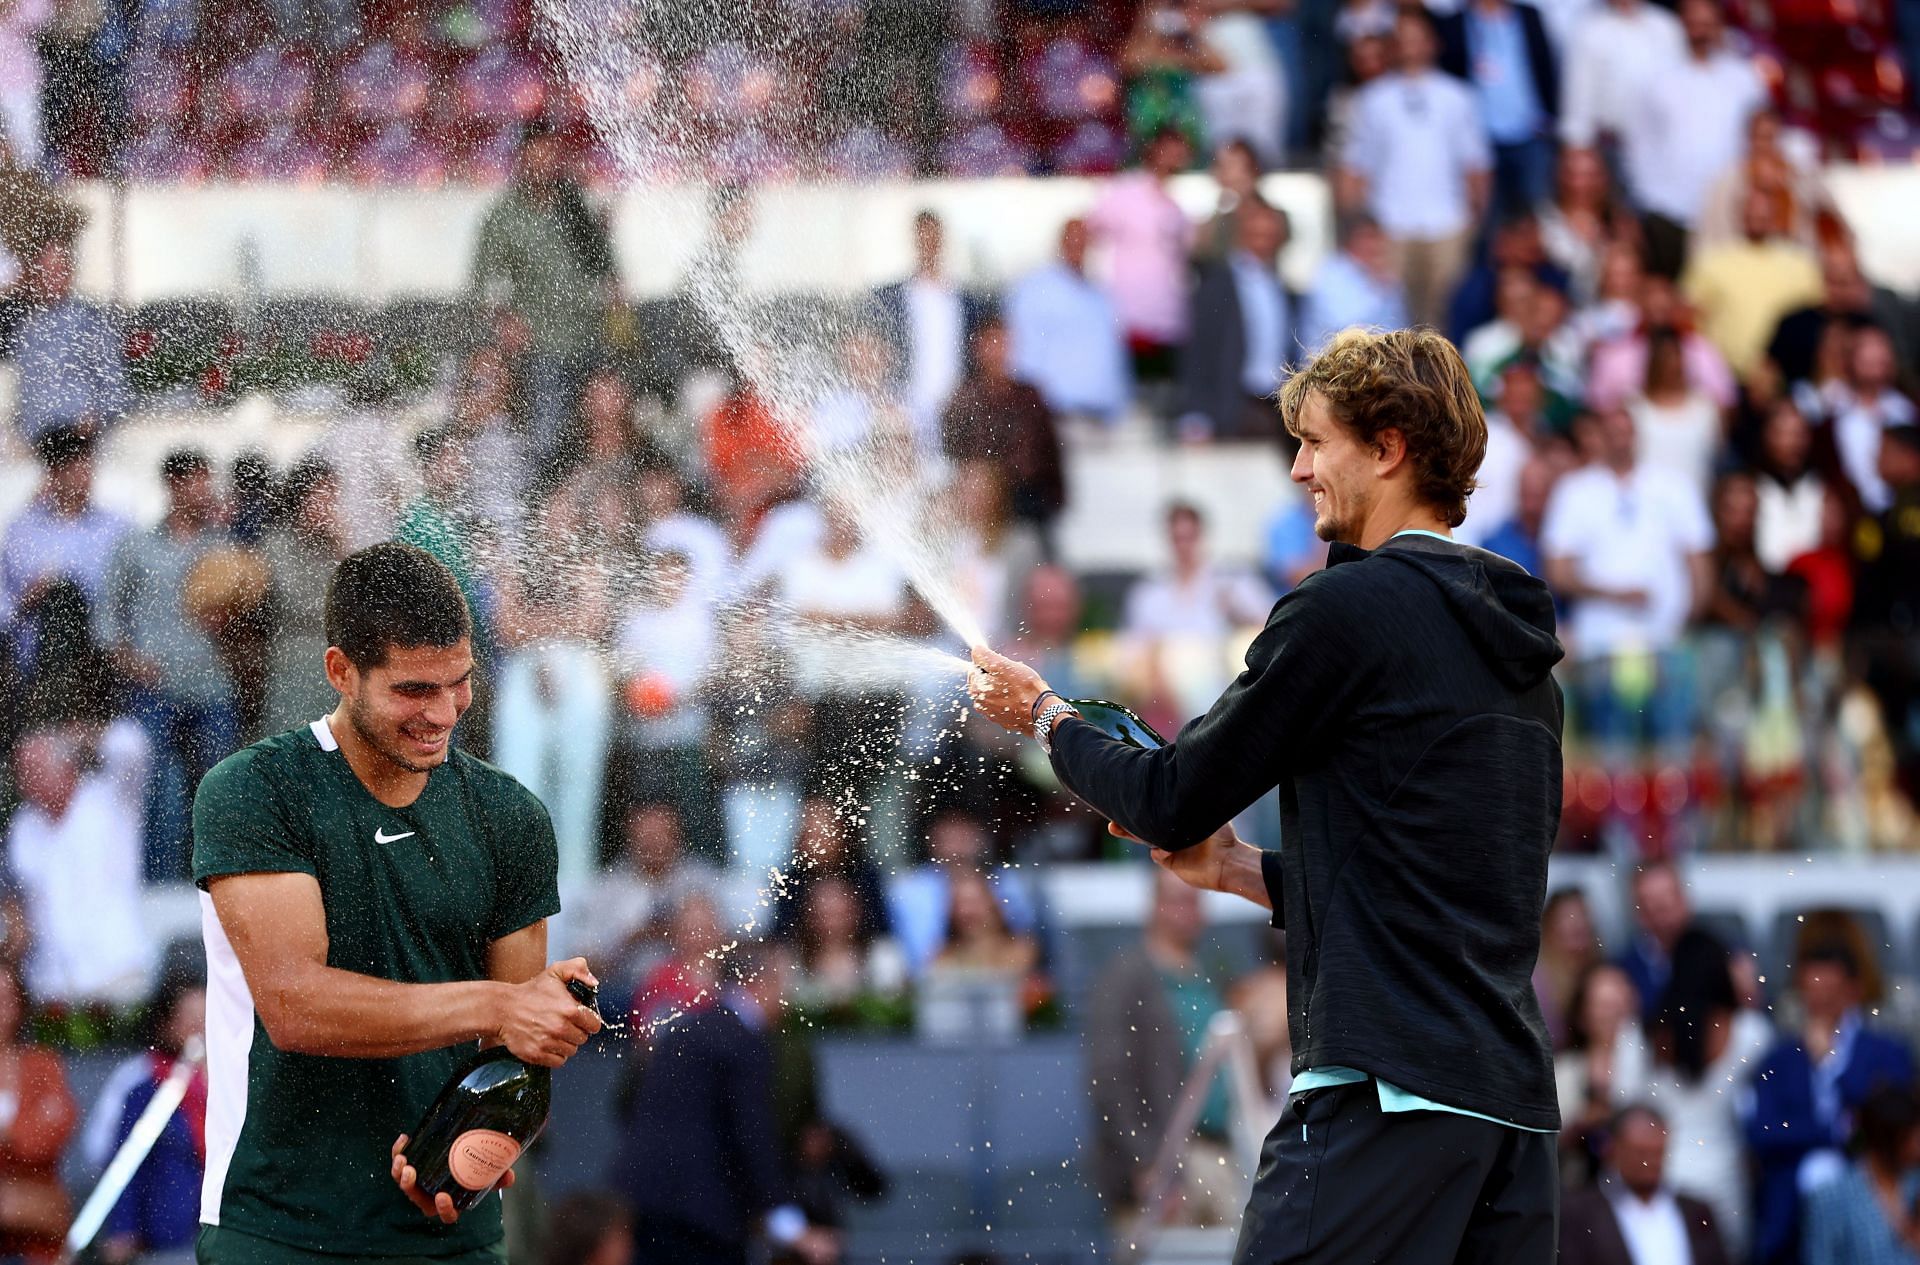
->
<box><xmin>98</xmin><ymin>971</ymin><xmax>206</xmax><ymax>1265</ymax></box>
<box><xmin>1801</xmin><ymin>1085</ymin><xmax>1920</xmax><ymax>1265</ymax></box>
<box><xmin>13</xmin><ymin>237</ymin><xmax>132</xmax><ymax>443</ymax></box>
<box><xmin>1436</xmin><ymin>0</ymin><xmax>1560</xmax><ymax>219</ymax></box>
<box><xmin>1003</xmin><ymin>218</ymin><xmax>1132</xmax><ymax>424</ymax></box>
<box><xmin>887</xmin><ymin>809</ymin><xmax>1039</xmax><ymax>977</ymax></box>
<box><xmin>1260</xmin><ymin>496</ymin><xmax>1327</xmax><ymax>595</ymax></box>
<box><xmin>1299</xmin><ymin>212</ymin><xmax>1409</xmax><ymax>352</ymax></box>
<box><xmin>1749</xmin><ymin>939</ymin><xmax>1915</xmax><ymax>1265</ymax></box>
<box><xmin>1481</xmin><ymin>455</ymin><xmax>1559</xmax><ymax>579</ymax></box>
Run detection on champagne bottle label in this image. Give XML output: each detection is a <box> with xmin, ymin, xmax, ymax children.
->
<box><xmin>447</xmin><ymin>1129</ymin><xmax>522</xmax><ymax>1191</ymax></box>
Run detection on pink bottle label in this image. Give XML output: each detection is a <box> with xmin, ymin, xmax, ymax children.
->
<box><xmin>446</xmin><ymin>1129</ymin><xmax>522</xmax><ymax>1191</ymax></box>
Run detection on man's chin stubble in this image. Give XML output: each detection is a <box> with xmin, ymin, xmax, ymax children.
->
<box><xmin>349</xmin><ymin>699</ymin><xmax>439</xmax><ymax>775</ymax></box>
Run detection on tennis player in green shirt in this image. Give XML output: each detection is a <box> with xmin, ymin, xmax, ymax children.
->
<box><xmin>191</xmin><ymin>542</ymin><xmax>602</xmax><ymax>1265</ymax></box>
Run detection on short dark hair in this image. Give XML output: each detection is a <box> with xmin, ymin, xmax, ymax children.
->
<box><xmin>519</xmin><ymin>117</ymin><xmax>557</xmax><ymax>149</ymax></box>
<box><xmin>35</xmin><ymin>425</ymin><xmax>92</xmax><ymax>468</ymax></box>
<box><xmin>1220</xmin><ymin>136</ymin><xmax>1262</xmax><ymax>172</ymax></box>
<box><xmin>414</xmin><ymin>426</ymin><xmax>457</xmax><ymax>465</ymax></box>
<box><xmin>160</xmin><ymin>448</ymin><xmax>211</xmax><ymax>484</ymax></box>
<box><xmin>1798</xmin><ymin>938</ymin><xmax>1862</xmax><ymax>979</ymax></box>
<box><xmin>1335</xmin><ymin>211</ymin><xmax>1382</xmax><ymax>249</ymax></box>
<box><xmin>324</xmin><ymin>543</ymin><xmax>471</xmax><ymax>670</ymax></box>
<box><xmin>1855</xmin><ymin>1085</ymin><xmax>1919</xmax><ymax>1167</ymax></box>
<box><xmin>625</xmin><ymin>797</ymin><xmax>682</xmax><ymax>825</ymax></box>
<box><xmin>1611</xmin><ymin>1102</ymin><xmax>1666</xmax><ymax>1135</ymax></box>
<box><xmin>1147</xmin><ymin>123</ymin><xmax>1189</xmax><ymax>150</ymax></box>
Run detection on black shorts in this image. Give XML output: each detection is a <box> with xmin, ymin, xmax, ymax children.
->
<box><xmin>1232</xmin><ymin>1079</ymin><xmax>1559</xmax><ymax>1265</ymax></box>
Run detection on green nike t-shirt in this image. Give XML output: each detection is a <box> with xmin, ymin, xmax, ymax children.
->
<box><xmin>191</xmin><ymin>718</ymin><xmax>560</xmax><ymax>1259</ymax></box>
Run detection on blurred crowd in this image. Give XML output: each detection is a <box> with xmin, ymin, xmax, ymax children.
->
<box><xmin>0</xmin><ymin>0</ymin><xmax>1917</xmax><ymax>183</ymax></box>
<box><xmin>2</xmin><ymin>0</ymin><xmax>1920</xmax><ymax>1260</ymax></box>
<box><xmin>1089</xmin><ymin>865</ymin><xmax>1920</xmax><ymax>1265</ymax></box>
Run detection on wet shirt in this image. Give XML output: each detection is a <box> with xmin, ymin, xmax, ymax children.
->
<box><xmin>192</xmin><ymin>719</ymin><xmax>558</xmax><ymax>1257</ymax></box>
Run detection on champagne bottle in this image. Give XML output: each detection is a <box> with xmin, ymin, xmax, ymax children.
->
<box><xmin>1062</xmin><ymin>698</ymin><xmax>1168</xmax><ymax>750</ymax></box>
<box><xmin>405</xmin><ymin>978</ymin><xmax>599</xmax><ymax>1214</ymax></box>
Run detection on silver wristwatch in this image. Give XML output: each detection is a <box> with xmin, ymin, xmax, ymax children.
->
<box><xmin>1034</xmin><ymin>699</ymin><xmax>1078</xmax><ymax>755</ymax></box>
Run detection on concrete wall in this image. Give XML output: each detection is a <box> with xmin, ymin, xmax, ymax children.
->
<box><xmin>62</xmin><ymin>167</ymin><xmax>1920</xmax><ymax>307</ymax></box>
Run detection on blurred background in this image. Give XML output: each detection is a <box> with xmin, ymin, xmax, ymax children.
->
<box><xmin>4</xmin><ymin>0</ymin><xmax>1920</xmax><ymax>1262</ymax></box>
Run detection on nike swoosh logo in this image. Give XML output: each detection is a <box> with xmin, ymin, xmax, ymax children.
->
<box><xmin>373</xmin><ymin>828</ymin><xmax>417</xmax><ymax>844</ymax></box>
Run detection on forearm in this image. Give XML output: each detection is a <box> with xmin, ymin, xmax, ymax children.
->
<box><xmin>1544</xmin><ymin>560</ymin><xmax>1620</xmax><ymax>604</ymax></box>
<box><xmin>259</xmin><ymin>964</ymin><xmax>508</xmax><ymax>1059</ymax></box>
<box><xmin>1049</xmin><ymin>717</ymin><xmax>1233</xmax><ymax>849</ymax></box>
<box><xmin>1228</xmin><ymin>844</ymin><xmax>1274</xmax><ymax>912</ymax></box>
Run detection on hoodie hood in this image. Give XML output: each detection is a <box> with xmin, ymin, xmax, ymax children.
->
<box><xmin>1332</xmin><ymin>537</ymin><xmax>1564</xmax><ymax>689</ymax></box>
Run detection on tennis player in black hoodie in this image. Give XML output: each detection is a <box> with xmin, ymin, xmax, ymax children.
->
<box><xmin>972</xmin><ymin>327</ymin><xmax>1565</xmax><ymax>1263</ymax></box>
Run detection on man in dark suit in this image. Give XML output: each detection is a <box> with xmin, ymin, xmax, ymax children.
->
<box><xmin>1435</xmin><ymin>0</ymin><xmax>1559</xmax><ymax>219</ymax></box>
<box><xmin>1616</xmin><ymin>862</ymin><xmax>1721</xmax><ymax>1016</ymax></box>
<box><xmin>1561</xmin><ymin>1105</ymin><xmax>1731</xmax><ymax>1265</ymax></box>
<box><xmin>872</xmin><ymin>209</ymin><xmax>987</xmax><ymax>440</ymax></box>
<box><xmin>1177</xmin><ymin>199</ymin><xmax>1297</xmax><ymax>443</ymax></box>
<box><xmin>611</xmin><ymin>943</ymin><xmax>839</xmax><ymax>1265</ymax></box>
<box><xmin>1767</xmin><ymin>243</ymin><xmax>1918</xmax><ymax>389</ymax></box>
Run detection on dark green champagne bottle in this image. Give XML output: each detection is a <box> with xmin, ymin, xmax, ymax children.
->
<box><xmin>1063</xmin><ymin>698</ymin><xmax>1168</xmax><ymax>750</ymax></box>
<box><xmin>405</xmin><ymin>979</ymin><xmax>599</xmax><ymax>1214</ymax></box>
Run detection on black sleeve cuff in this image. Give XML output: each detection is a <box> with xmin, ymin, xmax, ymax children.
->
<box><xmin>1260</xmin><ymin>848</ymin><xmax>1286</xmax><ymax>930</ymax></box>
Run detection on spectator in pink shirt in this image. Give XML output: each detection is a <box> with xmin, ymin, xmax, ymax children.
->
<box><xmin>1586</xmin><ymin>275</ymin><xmax>1735</xmax><ymax>414</ymax></box>
<box><xmin>0</xmin><ymin>0</ymin><xmax>50</xmax><ymax>168</ymax></box>
<box><xmin>1088</xmin><ymin>125</ymin><xmax>1197</xmax><ymax>385</ymax></box>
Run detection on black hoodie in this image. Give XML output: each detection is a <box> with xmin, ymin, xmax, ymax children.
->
<box><xmin>1051</xmin><ymin>534</ymin><xmax>1565</xmax><ymax>1129</ymax></box>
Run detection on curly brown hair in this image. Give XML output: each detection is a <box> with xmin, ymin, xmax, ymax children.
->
<box><xmin>1278</xmin><ymin>328</ymin><xmax>1488</xmax><ymax>528</ymax></box>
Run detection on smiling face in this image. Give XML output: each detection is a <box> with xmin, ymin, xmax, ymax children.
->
<box><xmin>1289</xmin><ymin>391</ymin><xmax>1382</xmax><ymax>544</ymax></box>
<box><xmin>331</xmin><ymin>640</ymin><xmax>474</xmax><ymax>774</ymax></box>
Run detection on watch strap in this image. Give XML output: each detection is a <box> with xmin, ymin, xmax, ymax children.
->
<box><xmin>1034</xmin><ymin>699</ymin><xmax>1077</xmax><ymax>755</ymax></box>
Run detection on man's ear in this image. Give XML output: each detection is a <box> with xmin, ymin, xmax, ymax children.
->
<box><xmin>323</xmin><ymin>646</ymin><xmax>358</xmax><ymax>698</ymax></box>
<box><xmin>1373</xmin><ymin>426</ymin><xmax>1410</xmax><ymax>478</ymax></box>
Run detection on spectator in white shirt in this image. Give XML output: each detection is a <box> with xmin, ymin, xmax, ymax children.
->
<box><xmin>1621</xmin><ymin>0</ymin><xmax>1767</xmax><ymax>278</ymax></box>
<box><xmin>1557</xmin><ymin>0</ymin><xmax>1685</xmax><ymax>168</ymax></box>
<box><xmin>1124</xmin><ymin>501</ymin><xmax>1277</xmax><ymax>641</ymax></box>
<box><xmin>6</xmin><ymin>721</ymin><xmax>156</xmax><ymax>1008</ymax></box>
<box><xmin>638</xmin><ymin>462</ymin><xmax>733</xmax><ymax>606</ymax></box>
<box><xmin>1194</xmin><ymin>2</ymin><xmax>1289</xmax><ymax>167</ymax></box>
<box><xmin>810</xmin><ymin>324</ymin><xmax>923</xmax><ymax>458</ymax></box>
<box><xmin>1752</xmin><ymin>399</ymin><xmax>1827</xmax><ymax>572</ymax></box>
<box><xmin>1557</xmin><ymin>1104</ymin><xmax>1734</xmax><ymax>1265</ymax></box>
<box><xmin>492</xmin><ymin>555</ymin><xmax>614</xmax><ymax>901</ymax></box>
<box><xmin>1542</xmin><ymin>406</ymin><xmax>1714</xmax><ymax>662</ymax></box>
<box><xmin>564</xmin><ymin>800</ymin><xmax>719</xmax><ymax>985</ymax></box>
<box><xmin>1460</xmin><ymin>358</ymin><xmax>1546</xmax><ymax>546</ymax></box>
<box><xmin>613</xmin><ymin>548</ymin><xmax>722</xmax><ymax>856</ymax></box>
<box><xmin>1831</xmin><ymin>323</ymin><xmax>1916</xmax><ymax>514</ymax></box>
<box><xmin>1626</xmin><ymin>326</ymin><xmax>1726</xmax><ymax>495</ymax></box>
<box><xmin>1337</xmin><ymin>8</ymin><xmax>1492</xmax><ymax>330</ymax></box>
<box><xmin>1300</xmin><ymin>212</ymin><xmax>1410</xmax><ymax>350</ymax></box>
<box><xmin>1003</xmin><ymin>218</ymin><xmax>1132</xmax><ymax>424</ymax></box>
<box><xmin>779</xmin><ymin>505</ymin><xmax>925</xmax><ymax>802</ymax></box>
<box><xmin>875</xmin><ymin>210</ymin><xmax>979</xmax><ymax>440</ymax></box>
